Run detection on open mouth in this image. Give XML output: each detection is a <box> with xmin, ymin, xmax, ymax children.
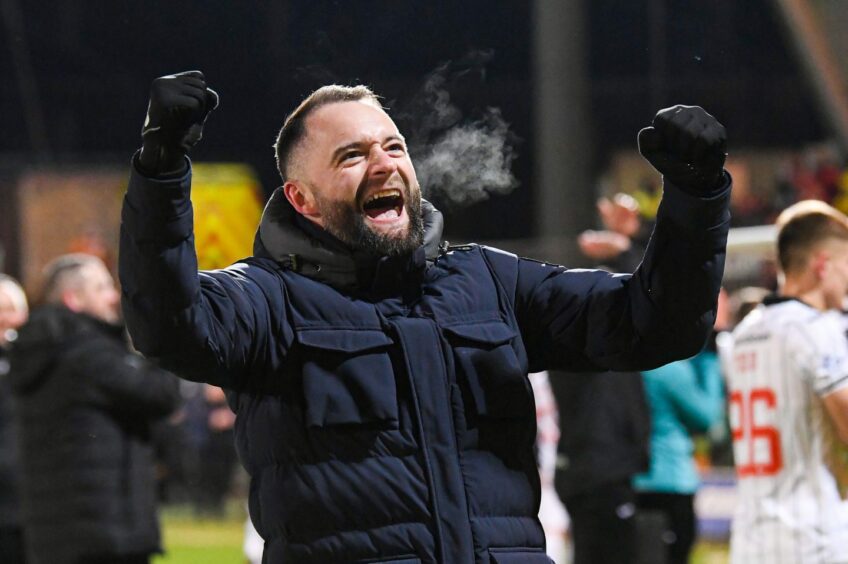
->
<box><xmin>362</xmin><ymin>188</ymin><xmax>404</xmax><ymax>221</ymax></box>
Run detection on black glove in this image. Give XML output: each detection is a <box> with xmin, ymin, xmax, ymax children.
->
<box><xmin>138</xmin><ymin>70</ymin><xmax>219</xmax><ymax>176</ymax></box>
<box><xmin>637</xmin><ymin>105</ymin><xmax>727</xmax><ymax>195</ymax></box>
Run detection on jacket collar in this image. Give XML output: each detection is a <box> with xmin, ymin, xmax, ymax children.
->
<box><xmin>254</xmin><ymin>188</ymin><xmax>444</xmax><ymax>294</ymax></box>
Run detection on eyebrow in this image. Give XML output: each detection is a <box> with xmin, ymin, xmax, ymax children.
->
<box><xmin>331</xmin><ymin>134</ymin><xmax>407</xmax><ymax>164</ymax></box>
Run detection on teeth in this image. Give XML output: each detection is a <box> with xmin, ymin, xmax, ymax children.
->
<box><xmin>365</xmin><ymin>189</ymin><xmax>401</xmax><ymax>205</ymax></box>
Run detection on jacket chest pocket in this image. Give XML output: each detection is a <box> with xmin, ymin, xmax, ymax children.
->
<box><xmin>297</xmin><ymin>329</ymin><xmax>398</xmax><ymax>428</ymax></box>
<box><xmin>443</xmin><ymin>320</ymin><xmax>532</xmax><ymax>419</ymax></box>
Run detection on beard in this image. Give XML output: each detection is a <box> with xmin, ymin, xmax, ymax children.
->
<box><xmin>317</xmin><ymin>185</ymin><xmax>424</xmax><ymax>257</ymax></box>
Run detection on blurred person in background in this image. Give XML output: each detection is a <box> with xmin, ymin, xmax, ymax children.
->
<box><xmin>632</xmin><ymin>288</ymin><xmax>729</xmax><ymax>564</ymax></box>
<box><xmin>722</xmin><ymin>201</ymin><xmax>848</xmax><ymax>563</ymax></box>
<box><xmin>727</xmin><ymin>286</ymin><xmax>771</xmax><ymax>327</ymax></box>
<box><xmin>529</xmin><ymin>372</ymin><xmax>569</xmax><ymax>562</ymax></box>
<box><xmin>576</xmin><ymin>192</ymin><xmax>652</xmax><ymax>269</ymax></box>
<box><xmin>0</xmin><ymin>275</ymin><xmax>29</xmax><ymax>564</ymax></box>
<box><xmin>8</xmin><ymin>254</ymin><xmax>181</xmax><ymax>564</ymax></box>
<box><xmin>149</xmin><ymin>402</ymin><xmax>191</xmax><ymax>506</ymax></box>
<box><xmin>119</xmin><ymin>71</ymin><xmax>730</xmax><ymax>563</ymax></box>
<box><xmin>243</xmin><ymin>513</ymin><xmax>263</xmax><ymax>564</ymax></box>
<box><xmin>551</xmin><ymin>192</ymin><xmax>652</xmax><ymax>564</ymax></box>
<box><xmin>174</xmin><ymin>381</ymin><xmax>238</xmax><ymax>516</ymax></box>
<box><xmin>193</xmin><ymin>384</ymin><xmax>238</xmax><ymax>516</ymax></box>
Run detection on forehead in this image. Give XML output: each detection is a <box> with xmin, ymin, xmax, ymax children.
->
<box><xmin>79</xmin><ymin>261</ymin><xmax>111</xmax><ymax>284</ymax></box>
<box><xmin>814</xmin><ymin>237</ymin><xmax>848</xmax><ymax>262</ymax></box>
<box><xmin>0</xmin><ymin>284</ymin><xmax>24</xmax><ymax>311</ymax></box>
<box><xmin>304</xmin><ymin>100</ymin><xmax>401</xmax><ymax>150</ymax></box>
<box><xmin>827</xmin><ymin>237</ymin><xmax>848</xmax><ymax>253</ymax></box>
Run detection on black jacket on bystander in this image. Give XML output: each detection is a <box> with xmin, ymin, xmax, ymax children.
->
<box><xmin>9</xmin><ymin>305</ymin><xmax>180</xmax><ymax>564</ymax></box>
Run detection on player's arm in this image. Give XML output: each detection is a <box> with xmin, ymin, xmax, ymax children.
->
<box><xmin>802</xmin><ymin>318</ymin><xmax>848</xmax><ymax>445</ymax></box>
<box><xmin>822</xmin><ymin>387</ymin><xmax>848</xmax><ymax>445</ymax></box>
<box><xmin>517</xmin><ymin>106</ymin><xmax>731</xmax><ymax>372</ymax></box>
<box><xmin>120</xmin><ymin>72</ymin><xmax>285</xmax><ymax>389</ymax></box>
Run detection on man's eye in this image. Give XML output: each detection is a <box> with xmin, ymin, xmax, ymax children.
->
<box><xmin>342</xmin><ymin>151</ymin><xmax>361</xmax><ymax>161</ymax></box>
<box><xmin>387</xmin><ymin>143</ymin><xmax>406</xmax><ymax>153</ymax></box>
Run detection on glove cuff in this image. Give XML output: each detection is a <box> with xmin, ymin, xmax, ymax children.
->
<box><xmin>660</xmin><ymin>170</ymin><xmax>732</xmax><ymax>233</ymax></box>
<box><xmin>136</xmin><ymin>142</ymin><xmax>189</xmax><ymax>178</ymax></box>
<box><xmin>138</xmin><ymin>134</ymin><xmax>188</xmax><ymax>177</ymax></box>
<box><xmin>668</xmin><ymin>168</ymin><xmax>727</xmax><ymax>198</ymax></box>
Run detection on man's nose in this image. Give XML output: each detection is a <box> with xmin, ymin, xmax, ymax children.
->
<box><xmin>368</xmin><ymin>146</ymin><xmax>397</xmax><ymax>176</ymax></box>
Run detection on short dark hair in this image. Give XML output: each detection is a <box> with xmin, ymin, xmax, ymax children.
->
<box><xmin>776</xmin><ymin>200</ymin><xmax>848</xmax><ymax>275</ymax></box>
<box><xmin>274</xmin><ymin>85</ymin><xmax>381</xmax><ymax>182</ymax></box>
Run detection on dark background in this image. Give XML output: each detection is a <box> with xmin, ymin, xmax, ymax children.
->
<box><xmin>0</xmin><ymin>0</ymin><xmax>826</xmax><ymax>241</ymax></box>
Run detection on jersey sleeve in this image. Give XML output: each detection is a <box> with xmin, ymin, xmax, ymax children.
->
<box><xmin>791</xmin><ymin>314</ymin><xmax>848</xmax><ymax>397</ymax></box>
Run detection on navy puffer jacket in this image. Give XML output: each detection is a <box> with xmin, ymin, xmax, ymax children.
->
<box><xmin>120</xmin><ymin>160</ymin><xmax>730</xmax><ymax>563</ymax></box>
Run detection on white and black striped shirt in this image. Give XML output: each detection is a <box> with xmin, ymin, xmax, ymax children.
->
<box><xmin>720</xmin><ymin>299</ymin><xmax>848</xmax><ymax>564</ymax></box>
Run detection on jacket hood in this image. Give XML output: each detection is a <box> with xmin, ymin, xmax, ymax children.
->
<box><xmin>253</xmin><ymin>188</ymin><xmax>445</xmax><ymax>292</ymax></box>
<box><xmin>8</xmin><ymin>305</ymin><xmax>123</xmax><ymax>395</ymax></box>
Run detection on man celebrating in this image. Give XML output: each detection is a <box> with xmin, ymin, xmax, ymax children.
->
<box><xmin>721</xmin><ymin>201</ymin><xmax>848</xmax><ymax>563</ymax></box>
<box><xmin>120</xmin><ymin>71</ymin><xmax>731</xmax><ymax>563</ymax></box>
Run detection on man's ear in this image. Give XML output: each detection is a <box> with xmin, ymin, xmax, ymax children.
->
<box><xmin>283</xmin><ymin>181</ymin><xmax>320</xmax><ymax>218</ymax></box>
<box><xmin>812</xmin><ymin>251</ymin><xmax>829</xmax><ymax>280</ymax></box>
<box><xmin>61</xmin><ymin>289</ymin><xmax>81</xmax><ymax>313</ymax></box>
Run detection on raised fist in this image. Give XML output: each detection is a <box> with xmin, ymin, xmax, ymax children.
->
<box><xmin>138</xmin><ymin>71</ymin><xmax>219</xmax><ymax>175</ymax></box>
<box><xmin>637</xmin><ymin>105</ymin><xmax>727</xmax><ymax>195</ymax></box>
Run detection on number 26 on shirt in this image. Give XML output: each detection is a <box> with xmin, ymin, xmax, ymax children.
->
<box><xmin>729</xmin><ymin>387</ymin><xmax>783</xmax><ymax>477</ymax></box>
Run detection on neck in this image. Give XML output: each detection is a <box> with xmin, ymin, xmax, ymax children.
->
<box><xmin>780</xmin><ymin>277</ymin><xmax>827</xmax><ymax>311</ymax></box>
